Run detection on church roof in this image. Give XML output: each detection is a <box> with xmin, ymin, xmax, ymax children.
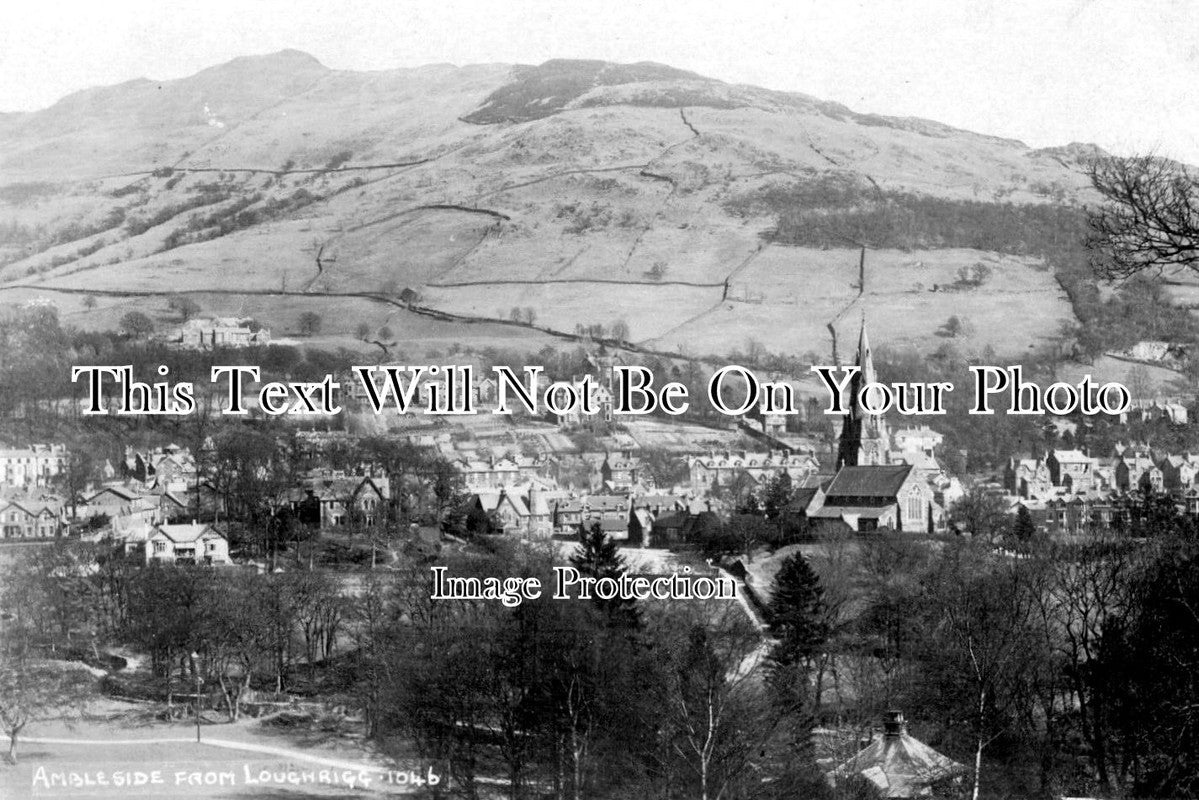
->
<box><xmin>825</xmin><ymin>465</ymin><xmax>913</xmax><ymax>498</ymax></box>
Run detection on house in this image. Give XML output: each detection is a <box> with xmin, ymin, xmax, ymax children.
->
<box><xmin>0</xmin><ymin>444</ymin><xmax>68</xmax><ymax>488</ymax></box>
<box><xmin>0</xmin><ymin>496</ymin><xmax>66</xmax><ymax>538</ymax></box>
<box><xmin>123</xmin><ymin>444</ymin><xmax>197</xmax><ymax>487</ymax></box>
<box><xmin>170</xmin><ymin>317</ymin><xmax>269</xmax><ymax>349</ymax></box>
<box><xmin>554</xmin><ymin>379</ymin><xmax>614</xmax><ymax>429</ymax></box>
<box><xmin>892</xmin><ymin>426</ymin><xmax>944</xmax><ymax>457</ymax></box>
<box><xmin>454</xmin><ymin>454</ymin><xmax>550</xmax><ymax>491</ymax></box>
<box><xmin>1116</xmin><ymin>453</ymin><xmax>1162</xmax><ymax>493</ymax></box>
<box><xmin>146</xmin><ymin>523</ymin><xmax>230</xmax><ymax>565</ymax></box>
<box><xmin>299</xmin><ymin>471</ymin><xmax>390</xmax><ymax>528</ymax></box>
<box><xmin>811</xmin><ymin>465</ymin><xmax>933</xmax><ymax>533</ymax></box>
<box><xmin>687</xmin><ymin>450</ymin><xmax>819</xmax><ymax>495</ymax></box>
<box><xmin>599</xmin><ymin>452</ymin><xmax>642</xmax><ymax>490</ymax></box>
<box><xmin>1004</xmin><ymin>457</ymin><xmax>1054</xmax><ymax>499</ymax></box>
<box><xmin>552</xmin><ymin>495</ymin><xmax>630</xmax><ymax>532</ymax></box>
<box><xmin>647</xmin><ymin>509</ymin><xmax>692</xmax><ymax>547</ymax></box>
<box><xmin>890</xmin><ymin>448</ymin><xmax>941</xmax><ymax>483</ymax></box>
<box><xmin>624</xmin><ymin>496</ymin><xmax>686</xmax><ymax>547</ymax></box>
<box><xmin>1159</xmin><ymin>454</ymin><xmax>1199</xmax><ymax>491</ymax></box>
<box><xmin>827</xmin><ymin>711</ymin><xmax>966</xmax><ymax>798</ymax></box>
<box><xmin>1039</xmin><ymin>494</ymin><xmax>1115</xmax><ymax>536</ymax></box>
<box><xmin>85</xmin><ymin>484</ymin><xmax>161</xmax><ymax>526</ymax></box>
<box><xmin>1046</xmin><ymin>449</ymin><xmax>1098</xmax><ymax>493</ymax></box>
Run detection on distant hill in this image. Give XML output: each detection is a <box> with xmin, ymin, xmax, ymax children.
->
<box><xmin>0</xmin><ymin>52</ymin><xmax>1121</xmax><ymax>360</ymax></box>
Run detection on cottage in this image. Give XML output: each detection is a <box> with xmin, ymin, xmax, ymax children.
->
<box><xmin>146</xmin><ymin>523</ymin><xmax>230</xmax><ymax>565</ymax></box>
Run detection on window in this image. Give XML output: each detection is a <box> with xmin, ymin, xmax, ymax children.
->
<box><xmin>906</xmin><ymin>490</ymin><xmax>923</xmax><ymax>520</ymax></box>
<box><xmin>153</xmin><ymin>541</ymin><xmax>166</xmax><ymax>553</ymax></box>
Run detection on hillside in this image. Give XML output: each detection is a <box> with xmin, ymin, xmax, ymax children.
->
<box><xmin>0</xmin><ymin>52</ymin><xmax>1114</xmax><ymax>361</ymax></box>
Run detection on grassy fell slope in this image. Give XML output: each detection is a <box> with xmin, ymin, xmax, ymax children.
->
<box><xmin>0</xmin><ymin>53</ymin><xmax>1105</xmax><ymax>358</ymax></box>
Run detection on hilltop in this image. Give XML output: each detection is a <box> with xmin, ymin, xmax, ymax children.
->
<box><xmin>0</xmin><ymin>52</ymin><xmax>1126</xmax><ymax>362</ymax></box>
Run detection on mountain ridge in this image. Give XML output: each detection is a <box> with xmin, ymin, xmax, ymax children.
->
<box><xmin>0</xmin><ymin>52</ymin><xmax>1126</xmax><ymax>363</ymax></box>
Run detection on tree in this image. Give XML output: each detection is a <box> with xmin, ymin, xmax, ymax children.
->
<box><xmin>1013</xmin><ymin>504</ymin><xmax>1037</xmax><ymax>542</ymax></box>
<box><xmin>759</xmin><ymin>472</ymin><xmax>795</xmax><ymax>527</ymax></box>
<box><xmin>377</xmin><ymin>325</ymin><xmax>393</xmax><ymax>341</ymax></box>
<box><xmin>1086</xmin><ymin>154</ymin><xmax>1199</xmax><ymax>280</ymax></box>
<box><xmin>1094</xmin><ymin>538</ymin><xmax>1199</xmax><ymax>796</ymax></box>
<box><xmin>767</xmin><ymin>553</ymin><xmax>829</xmax><ymax>676</ymax></box>
<box><xmin>0</xmin><ymin>646</ymin><xmax>93</xmax><ymax>763</ymax></box>
<box><xmin>355</xmin><ymin>322</ymin><xmax>370</xmax><ymax>340</ymax></box>
<box><xmin>949</xmin><ymin>486</ymin><xmax>1011</xmax><ymax>540</ymax></box>
<box><xmin>922</xmin><ymin>543</ymin><xmax>1041</xmax><ymax>800</ymax></box>
<box><xmin>297</xmin><ymin>311</ymin><xmax>322</xmax><ymax>336</ymax></box>
<box><xmin>1124</xmin><ymin>364</ymin><xmax>1155</xmax><ymax>399</ymax></box>
<box><xmin>767</xmin><ymin>553</ymin><xmax>830</xmax><ymax>720</ymax></box>
<box><xmin>652</xmin><ymin>601</ymin><xmax>795</xmax><ymax>800</ymax></box>
<box><xmin>119</xmin><ymin>311</ymin><xmax>154</xmax><ymax>338</ymax></box>
<box><xmin>610</xmin><ymin>319</ymin><xmax>630</xmax><ymax>343</ymax></box>
<box><xmin>82</xmin><ymin>295</ymin><xmax>97</xmax><ymax>310</ymax></box>
<box><xmin>570</xmin><ymin>522</ymin><xmax>638</xmax><ymax>625</ymax></box>
<box><xmin>941</xmin><ymin>315</ymin><xmax>972</xmax><ymax>338</ymax></box>
<box><xmin>167</xmin><ymin>294</ymin><xmax>201</xmax><ymax>321</ymax></box>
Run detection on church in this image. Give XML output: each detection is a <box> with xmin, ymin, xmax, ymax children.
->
<box><xmin>809</xmin><ymin>321</ymin><xmax>939</xmax><ymax>534</ymax></box>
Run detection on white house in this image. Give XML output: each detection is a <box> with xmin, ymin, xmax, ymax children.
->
<box><xmin>146</xmin><ymin>523</ymin><xmax>230</xmax><ymax>565</ymax></box>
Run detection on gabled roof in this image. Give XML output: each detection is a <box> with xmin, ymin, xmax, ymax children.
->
<box><xmin>825</xmin><ymin>465</ymin><xmax>913</xmax><ymax>498</ymax></box>
<box><xmin>152</xmin><ymin>523</ymin><xmax>222</xmax><ymax>543</ymax></box>
<box><xmin>88</xmin><ymin>485</ymin><xmax>143</xmax><ymax>502</ymax></box>
<box><xmin>788</xmin><ymin>486</ymin><xmax>824</xmax><ymax>513</ymax></box>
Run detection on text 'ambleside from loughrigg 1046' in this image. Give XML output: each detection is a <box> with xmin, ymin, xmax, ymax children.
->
<box><xmin>66</xmin><ymin>363</ymin><xmax>1133</xmax><ymax>417</ymax></box>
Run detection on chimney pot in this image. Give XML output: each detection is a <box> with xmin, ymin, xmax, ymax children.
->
<box><xmin>883</xmin><ymin>710</ymin><xmax>907</xmax><ymax>739</ymax></box>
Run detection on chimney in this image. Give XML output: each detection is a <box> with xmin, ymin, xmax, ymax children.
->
<box><xmin>883</xmin><ymin>710</ymin><xmax>907</xmax><ymax>741</ymax></box>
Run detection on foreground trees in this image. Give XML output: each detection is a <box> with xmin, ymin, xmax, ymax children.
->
<box><xmin>373</xmin><ymin>539</ymin><xmax>828</xmax><ymax>800</ymax></box>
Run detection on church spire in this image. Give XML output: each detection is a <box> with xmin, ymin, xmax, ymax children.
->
<box><xmin>857</xmin><ymin>314</ymin><xmax>876</xmax><ymax>388</ymax></box>
<box><xmin>836</xmin><ymin>317</ymin><xmax>890</xmax><ymax>469</ymax></box>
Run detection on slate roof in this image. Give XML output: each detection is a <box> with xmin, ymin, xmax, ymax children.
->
<box><xmin>824</xmin><ymin>465</ymin><xmax>913</xmax><ymax>498</ymax></box>
<box><xmin>154</xmin><ymin>523</ymin><xmax>220</xmax><ymax>543</ymax></box>
<box><xmin>829</xmin><ymin>715</ymin><xmax>966</xmax><ymax>797</ymax></box>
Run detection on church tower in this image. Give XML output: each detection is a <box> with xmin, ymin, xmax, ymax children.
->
<box><xmin>836</xmin><ymin>320</ymin><xmax>890</xmax><ymax>468</ymax></box>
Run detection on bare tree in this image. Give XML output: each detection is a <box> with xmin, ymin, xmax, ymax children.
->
<box><xmin>0</xmin><ymin>648</ymin><xmax>93</xmax><ymax>763</ymax></box>
<box><xmin>1086</xmin><ymin>154</ymin><xmax>1199</xmax><ymax>280</ymax></box>
<box><xmin>652</xmin><ymin>600</ymin><xmax>781</xmax><ymax>800</ymax></box>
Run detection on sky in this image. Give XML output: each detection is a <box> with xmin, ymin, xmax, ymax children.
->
<box><xmin>2</xmin><ymin>0</ymin><xmax>1198</xmax><ymax>163</ymax></box>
